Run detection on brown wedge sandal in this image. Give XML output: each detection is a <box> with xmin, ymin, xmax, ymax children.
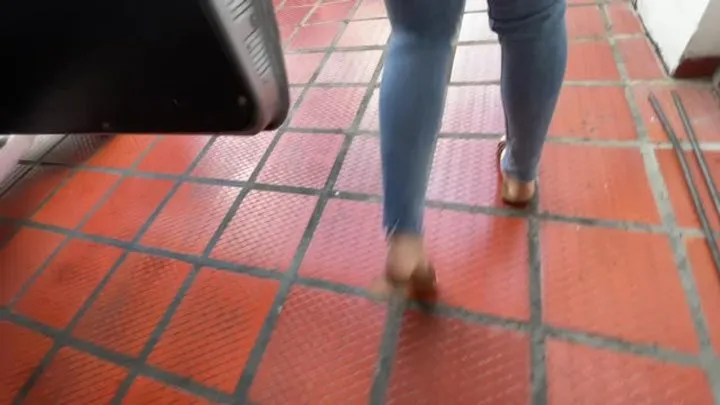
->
<box><xmin>497</xmin><ymin>136</ymin><xmax>537</xmax><ymax>207</ymax></box>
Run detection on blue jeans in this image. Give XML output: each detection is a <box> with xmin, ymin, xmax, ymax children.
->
<box><xmin>380</xmin><ymin>0</ymin><xmax>568</xmax><ymax>235</ymax></box>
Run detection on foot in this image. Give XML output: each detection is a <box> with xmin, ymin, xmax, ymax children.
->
<box><xmin>372</xmin><ymin>234</ymin><xmax>437</xmax><ymax>300</ymax></box>
<box><xmin>497</xmin><ymin>137</ymin><xmax>536</xmax><ymax>206</ymax></box>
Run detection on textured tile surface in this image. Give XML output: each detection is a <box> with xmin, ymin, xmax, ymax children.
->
<box><xmin>0</xmin><ymin>2</ymin><xmax>718</xmax><ymax>404</ymax></box>
<box><xmin>148</xmin><ymin>269</ymin><xmax>279</xmax><ymax>393</ymax></box>
<box><xmin>542</xmin><ymin>223</ymin><xmax>698</xmax><ymax>352</ymax></box>
<box><xmin>250</xmin><ymin>287</ymin><xmax>385</xmax><ymax>405</ymax></box>
<box><xmin>15</xmin><ymin>240</ymin><xmax>125</xmax><ymax>328</ymax></box>
<box><xmin>547</xmin><ymin>339</ymin><xmax>715</xmax><ymax>405</ymax></box>
<box><xmin>25</xmin><ymin>348</ymin><xmax>128</xmax><ymax>405</ymax></box>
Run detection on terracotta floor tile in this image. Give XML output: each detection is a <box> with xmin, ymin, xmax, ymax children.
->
<box><xmin>275</xmin><ymin>5</ymin><xmax>313</xmax><ymax>27</ymax></box>
<box><xmin>299</xmin><ymin>199</ymin><xmax>385</xmax><ymax>286</ymax></box>
<box><xmin>386</xmin><ymin>312</ymin><xmax>530</xmax><ymax>405</ymax></box>
<box><xmin>307</xmin><ymin>2</ymin><xmax>355</xmax><ymax>24</ymax></box>
<box><xmin>284</xmin><ymin>0</ymin><xmax>316</xmax><ymax>7</ymax></box>
<box><xmin>542</xmin><ymin>222</ymin><xmax>699</xmax><ymax>352</ymax></box>
<box><xmin>288</xmin><ymin>23</ymin><xmax>342</xmax><ymax>50</ymax></box>
<box><xmin>140</xmin><ymin>183</ymin><xmax>240</xmax><ymax>255</ymax></box>
<box><xmin>334</xmin><ymin>135</ymin><xmax>382</xmax><ymax>195</ymax></box>
<box><xmin>257</xmin><ymin>132</ymin><xmax>343</xmax><ymax>188</ymax></box>
<box><xmin>607</xmin><ymin>2</ymin><xmax>644</xmax><ymax>35</ymax></box>
<box><xmin>316</xmin><ymin>50</ymin><xmax>382</xmax><ymax>83</ymax></box>
<box><xmin>441</xmin><ymin>85</ymin><xmax>505</xmax><ymax>134</ymax></box>
<box><xmin>191</xmin><ymin>132</ymin><xmax>275</xmax><ymax>181</ymax></box>
<box><xmin>353</xmin><ymin>0</ymin><xmax>387</xmax><ymax>19</ymax></box>
<box><xmin>550</xmin><ymin>85</ymin><xmax>637</xmax><ymax>140</ymax></box>
<box><xmin>32</xmin><ymin>170</ymin><xmax>120</xmax><ymax>229</ymax></box>
<box><xmin>0</xmin><ymin>322</ymin><xmax>54</xmax><ymax>404</ymax></box>
<box><xmin>148</xmin><ymin>269</ymin><xmax>279</xmax><ymax>393</ymax></box>
<box><xmin>547</xmin><ymin>339</ymin><xmax>715</xmax><ymax>405</ymax></box>
<box><xmin>123</xmin><ymin>376</ymin><xmax>212</xmax><ymax>405</ymax></box>
<box><xmin>289</xmin><ymin>86</ymin><xmax>304</xmax><ymax>107</ymax></box>
<box><xmin>566</xmin><ymin>41</ymin><xmax>621</xmax><ymax>81</ymax></box>
<box><xmin>458</xmin><ymin>12</ymin><xmax>496</xmax><ymax>43</ymax></box>
<box><xmin>633</xmin><ymin>84</ymin><xmax>720</xmax><ymax>142</ymax></box>
<box><xmin>249</xmin><ymin>287</ymin><xmax>385</xmax><ymax>405</ymax></box>
<box><xmin>427</xmin><ymin>138</ymin><xmax>505</xmax><ymax>208</ymax></box>
<box><xmin>2</xmin><ymin>4</ymin><xmax>718</xmax><ymax>401</ymax></box>
<box><xmin>85</xmin><ymin>135</ymin><xmax>156</xmax><ymax>169</ymax></box>
<box><xmin>290</xmin><ymin>87</ymin><xmax>366</xmax><ymax>129</ymax></box>
<box><xmin>336</xmin><ymin>19</ymin><xmax>391</xmax><ymax>47</ymax></box>
<box><xmin>15</xmin><ymin>240</ymin><xmax>125</xmax><ymax>329</ymax></box>
<box><xmin>540</xmin><ymin>144</ymin><xmax>660</xmax><ymax>223</ymax></box>
<box><xmin>0</xmin><ymin>228</ymin><xmax>65</xmax><ymax>305</ymax></box>
<box><xmin>284</xmin><ymin>52</ymin><xmax>326</xmax><ymax>84</ymax></box>
<box><xmin>685</xmin><ymin>238</ymin><xmax>720</xmax><ymax>353</ymax></box>
<box><xmin>549</xmin><ymin>86</ymin><xmax>637</xmax><ymax>140</ymax></box>
<box><xmin>279</xmin><ymin>24</ymin><xmax>297</xmax><ymax>46</ymax></box>
<box><xmin>425</xmin><ymin>209</ymin><xmax>530</xmax><ymax>320</ymax></box>
<box><xmin>136</xmin><ymin>136</ymin><xmax>211</xmax><ymax>175</ymax></box>
<box><xmin>450</xmin><ymin>44</ymin><xmax>502</xmax><ymax>83</ymax></box>
<box><xmin>617</xmin><ymin>37</ymin><xmax>666</xmax><ymax>80</ymax></box>
<box><xmin>73</xmin><ymin>253</ymin><xmax>192</xmax><ymax>356</ymax></box>
<box><xmin>82</xmin><ymin>177</ymin><xmax>175</xmax><ymax>241</ymax></box>
<box><xmin>566</xmin><ymin>5</ymin><xmax>606</xmax><ymax>38</ymax></box>
<box><xmin>0</xmin><ymin>165</ymin><xmax>70</xmax><ymax>219</ymax></box>
<box><xmin>25</xmin><ymin>348</ymin><xmax>128</xmax><ymax>405</ymax></box>
<box><xmin>211</xmin><ymin>191</ymin><xmax>317</xmax><ymax>270</ymax></box>
<box><xmin>359</xmin><ymin>89</ymin><xmax>379</xmax><ymax>131</ymax></box>
<box><xmin>655</xmin><ymin>148</ymin><xmax>720</xmax><ymax>231</ymax></box>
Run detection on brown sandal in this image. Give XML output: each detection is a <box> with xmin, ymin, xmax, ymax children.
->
<box><xmin>374</xmin><ymin>264</ymin><xmax>438</xmax><ymax>301</ymax></box>
<box><xmin>497</xmin><ymin>137</ymin><xmax>536</xmax><ymax>207</ymax></box>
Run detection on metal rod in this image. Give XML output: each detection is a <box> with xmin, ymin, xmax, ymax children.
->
<box><xmin>649</xmin><ymin>93</ymin><xmax>720</xmax><ymax>279</ymax></box>
<box><xmin>671</xmin><ymin>90</ymin><xmax>720</xmax><ymax>220</ymax></box>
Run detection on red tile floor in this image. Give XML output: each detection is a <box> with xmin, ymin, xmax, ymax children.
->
<box><xmin>2</xmin><ymin>0</ymin><xmax>720</xmax><ymax>404</ymax></box>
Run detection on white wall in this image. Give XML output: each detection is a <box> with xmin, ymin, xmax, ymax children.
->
<box><xmin>685</xmin><ymin>0</ymin><xmax>720</xmax><ymax>57</ymax></box>
<box><xmin>636</xmin><ymin>0</ymin><xmax>715</xmax><ymax>72</ymax></box>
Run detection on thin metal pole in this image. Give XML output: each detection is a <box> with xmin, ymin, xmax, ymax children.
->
<box><xmin>649</xmin><ymin>93</ymin><xmax>720</xmax><ymax>279</ymax></box>
<box><xmin>671</xmin><ymin>90</ymin><xmax>720</xmax><ymax>219</ymax></box>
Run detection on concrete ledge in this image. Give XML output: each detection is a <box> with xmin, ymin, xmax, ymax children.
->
<box><xmin>674</xmin><ymin>56</ymin><xmax>720</xmax><ymax>79</ymax></box>
<box><xmin>637</xmin><ymin>0</ymin><xmax>720</xmax><ymax>79</ymax></box>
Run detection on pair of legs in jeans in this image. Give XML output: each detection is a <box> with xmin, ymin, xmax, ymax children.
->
<box><xmin>379</xmin><ymin>0</ymin><xmax>568</xmax><ymax>294</ymax></box>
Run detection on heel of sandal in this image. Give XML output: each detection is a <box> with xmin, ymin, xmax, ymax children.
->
<box><xmin>497</xmin><ymin>137</ymin><xmax>537</xmax><ymax>207</ymax></box>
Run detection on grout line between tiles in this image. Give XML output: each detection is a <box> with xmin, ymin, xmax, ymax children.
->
<box><xmin>6</xmin><ymin>188</ymin><xmax>717</xmax><ymax>250</ymax></box>
<box><xmin>2</xmin><ymin>0</ymin><xmax>719</xmax><ymax>402</ymax></box>
<box><xmin>10</xmin><ymin>135</ymin><xmax>221</xmax><ymax>405</ymax></box>
<box><xmin>600</xmin><ymin>3</ymin><xmax>720</xmax><ymax>404</ymax></box>
<box><xmin>367</xmin><ymin>10</ymin><xmax>470</xmax><ymax>403</ymax></box>
<box><xmin>368</xmin><ymin>297</ymin><xmax>405</xmax><ymax>405</ymax></box>
<box><xmin>7</xmin><ymin>136</ymin><xmax>161</xmax><ymax>310</ymax></box>
<box><xmin>19</xmin><ymin>132</ymin><xmax>720</xmax><ymax>165</ymax></box>
<box><xmin>529</xmin><ymin>214</ymin><xmax>548</xmax><ymax>405</ymax></box>
<box><xmin>231</xmin><ymin>2</ymin><xmax>374</xmax><ymax>400</ymax></box>
<box><xmin>2</xmin><ymin>309</ymin><xmax>236</xmax><ymax>404</ymax></box>
<box><xmin>1</xmin><ymin>277</ymin><xmax>708</xmax><ymax>395</ymax></box>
